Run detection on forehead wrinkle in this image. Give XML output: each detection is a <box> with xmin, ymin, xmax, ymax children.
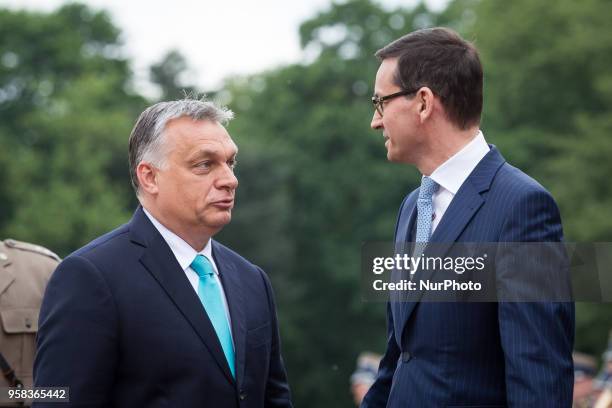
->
<box><xmin>188</xmin><ymin>144</ymin><xmax>238</xmax><ymax>161</ymax></box>
<box><xmin>188</xmin><ymin>147</ymin><xmax>221</xmax><ymax>160</ymax></box>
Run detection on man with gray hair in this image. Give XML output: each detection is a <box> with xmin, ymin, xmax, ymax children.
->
<box><xmin>33</xmin><ymin>98</ymin><xmax>293</xmax><ymax>408</ymax></box>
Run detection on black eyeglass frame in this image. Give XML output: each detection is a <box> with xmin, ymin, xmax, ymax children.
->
<box><xmin>371</xmin><ymin>89</ymin><xmax>418</xmax><ymax>116</ymax></box>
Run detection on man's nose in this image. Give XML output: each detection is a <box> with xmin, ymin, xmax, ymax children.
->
<box><xmin>217</xmin><ymin>165</ymin><xmax>239</xmax><ymax>191</ymax></box>
<box><xmin>371</xmin><ymin>110</ymin><xmax>383</xmax><ymax>130</ymax></box>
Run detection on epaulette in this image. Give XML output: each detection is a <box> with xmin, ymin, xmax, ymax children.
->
<box><xmin>3</xmin><ymin>239</ymin><xmax>61</xmax><ymax>262</ymax></box>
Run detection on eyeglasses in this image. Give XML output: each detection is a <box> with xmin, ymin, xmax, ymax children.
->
<box><xmin>371</xmin><ymin>89</ymin><xmax>417</xmax><ymax>117</ymax></box>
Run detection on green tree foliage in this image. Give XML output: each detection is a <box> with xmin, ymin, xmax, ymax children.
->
<box><xmin>1</xmin><ymin>1</ymin><xmax>611</xmax><ymax>406</ymax></box>
<box><xmin>150</xmin><ymin>50</ymin><xmax>197</xmax><ymax>100</ymax></box>
<box><xmin>0</xmin><ymin>3</ymin><xmax>146</xmax><ymax>253</ymax></box>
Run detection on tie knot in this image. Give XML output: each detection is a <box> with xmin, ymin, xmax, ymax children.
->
<box><xmin>190</xmin><ymin>254</ymin><xmax>214</xmax><ymax>278</ymax></box>
<box><xmin>418</xmin><ymin>176</ymin><xmax>439</xmax><ymax>200</ymax></box>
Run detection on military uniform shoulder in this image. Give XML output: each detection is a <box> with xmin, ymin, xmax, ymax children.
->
<box><xmin>1</xmin><ymin>239</ymin><xmax>61</xmax><ymax>262</ymax></box>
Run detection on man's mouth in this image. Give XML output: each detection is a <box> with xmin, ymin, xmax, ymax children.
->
<box><xmin>211</xmin><ymin>199</ymin><xmax>234</xmax><ymax>209</ymax></box>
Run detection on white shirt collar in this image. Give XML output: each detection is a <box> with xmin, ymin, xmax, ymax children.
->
<box><xmin>142</xmin><ymin>208</ymin><xmax>218</xmax><ymax>275</ymax></box>
<box><xmin>428</xmin><ymin>130</ymin><xmax>490</xmax><ymax>195</ymax></box>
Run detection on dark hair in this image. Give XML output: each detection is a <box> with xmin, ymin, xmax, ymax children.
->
<box><xmin>375</xmin><ymin>27</ymin><xmax>483</xmax><ymax>129</ymax></box>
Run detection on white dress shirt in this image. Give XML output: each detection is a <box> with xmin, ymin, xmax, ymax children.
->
<box><xmin>143</xmin><ymin>208</ymin><xmax>233</xmax><ymax>335</ymax></box>
<box><xmin>427</xmin><ymin>130</ymin><xmax>490</xmax><ymax>233</ymax></box>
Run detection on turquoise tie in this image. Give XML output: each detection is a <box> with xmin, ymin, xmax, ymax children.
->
<box><xmin>414</xmin><ymin>176</ymin><xmax>439</xmax><ymax>256</ymax></box>
<box><xmin>190</xmin><ymin>254</ymin><xmax>235</xmax><ymax>378</ymax></box>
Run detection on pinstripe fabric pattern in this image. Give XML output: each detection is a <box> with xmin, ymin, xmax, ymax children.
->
<box><xmin>362</xmin><ymin>146</ymin><xmax>575</xmax><ymax>408</ymax></box>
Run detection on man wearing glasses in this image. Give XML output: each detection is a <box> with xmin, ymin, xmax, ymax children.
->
<box><xmin>363</xmin><ymin>28</ymin><xmax>574</xmax><ymax>407</ymax></box>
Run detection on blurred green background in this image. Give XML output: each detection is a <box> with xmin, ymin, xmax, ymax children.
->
<box><xmin>1</xmin><ymin>0</ymin><xmax>611</xmax><ymax>406</ymax></box>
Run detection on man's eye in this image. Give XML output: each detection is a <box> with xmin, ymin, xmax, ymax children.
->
<box><xmin>228</xmin><ymin>159</ymin><xmax>237</xmax><ymax>169</ymax></box>
<box><xmin>196</xmin><ymin>161</ymin><xmax>211</xmax><ymax>169</ymax></box>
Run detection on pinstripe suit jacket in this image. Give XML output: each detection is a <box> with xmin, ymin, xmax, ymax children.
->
<box><xmin>362</xmin><ymin>146</ymin><xmax>574</xmax><ymax>408</ymax></box>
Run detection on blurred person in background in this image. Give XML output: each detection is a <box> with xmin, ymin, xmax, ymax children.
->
<box><xmin>573</xmin><ymin>351</ymin><xmax>598</xmax><ymax>408</ymax></box>
<box><xmin>594</xmin><ymin>332</ymin><xmax>612</xmax><ymax>408</ymax></box>
<box><xmin>350</xmin><ymin>352</ymin><xmax>381</xmax><ymax>406</ymax></box>
<box><xmin>598</xmin><ymin>332</ymin><xmax>612</xmax><ymax>386</ymax></box>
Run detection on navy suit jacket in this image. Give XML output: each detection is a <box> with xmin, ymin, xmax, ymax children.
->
<box><xmin>33</xmin><ymin>207</ymin><xmax>292</xmax><ymax>408</ymax></box>
<box><xmin>362</xmin><ymin>146</ymin><xmax>574</xmax><ymax>407</ymax></box>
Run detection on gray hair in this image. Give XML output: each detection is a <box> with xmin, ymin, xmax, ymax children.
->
<box><xmin>128</xmin><ymin>97</ymin><xmax>234</xmax><ymax>195</ymax></box>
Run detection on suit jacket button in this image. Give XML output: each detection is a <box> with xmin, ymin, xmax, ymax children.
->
<box><xmin>402</xmin><ymin>351</ymin><xmax>411</xmax><ymax>362</ymax></box>
<box><xmin>239</xmin><ymin>391</ymin><xmax>247</xmax><ymax>400</ymax></box>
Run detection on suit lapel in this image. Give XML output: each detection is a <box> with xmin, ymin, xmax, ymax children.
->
<box><xmin>391</xmin><ymin>193</ymin><xmax>417</xmax><ymax>341</ymax></box>
<box><xmin>213</xmin><ymin>241</ymin><xmax>247</xmax><ymax>389</ymax></box>
<box><xmin>129</xmin><ymin>207</ymin><xmax>235</xmax><ymax>384</ymax></box>
<box><xmin>395</xmin><ymin>193</ymin><xmax>418</xmax><ymax>245</ymax></box>
<box><xmin>397</xmin><ymin>146</ymin><xmax>506</xmax><ymax>330</ymax></box>
<box><xmin>429</xmin><ymin>181</ymin><xmax>485</xmax><ymax>250</ymax></box>
<box><xmin>429</xmin><ymin>145</ymin><xmax>507</xmax><ymax>248</ymax></box>
<box><xmin>399</xmin><ymin>182</ymin><xmax>485</xmax><ymax>325</ymax></box>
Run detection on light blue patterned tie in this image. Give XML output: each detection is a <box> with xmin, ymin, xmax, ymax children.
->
<box><xmin>414</xmin><ymin>176</ymin><xmax>439</xmax><ymax>256</ymax></box>
<box><xmin>190</xmin><ymin>254</ymin><xmax>235</xmax><ymax>378</ymax></box>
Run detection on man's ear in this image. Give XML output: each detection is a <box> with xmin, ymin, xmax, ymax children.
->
<box><xmin>416</xmin><ymin>87</ymin><xmax>435</xmax><ymax>123</ymax></box>
<box><xmin>136</xmin><ymin>162</ymin><xmax>159</xmax><ymax>195</ymax></box>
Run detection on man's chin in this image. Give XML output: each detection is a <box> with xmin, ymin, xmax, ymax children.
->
<box><xmin>386</xmin><ymin>149</ymin><xmax>400</xmax><ymax>162</ymax></box>
<box><xmin>386</xmin><ymin>148</ymin><xmax>410</xmax><ymax>164</ymax></box>
<box><xmin>209</xmin><ymin>211</ymin><xmax>232</xmax><ymax>228</ymax></box>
